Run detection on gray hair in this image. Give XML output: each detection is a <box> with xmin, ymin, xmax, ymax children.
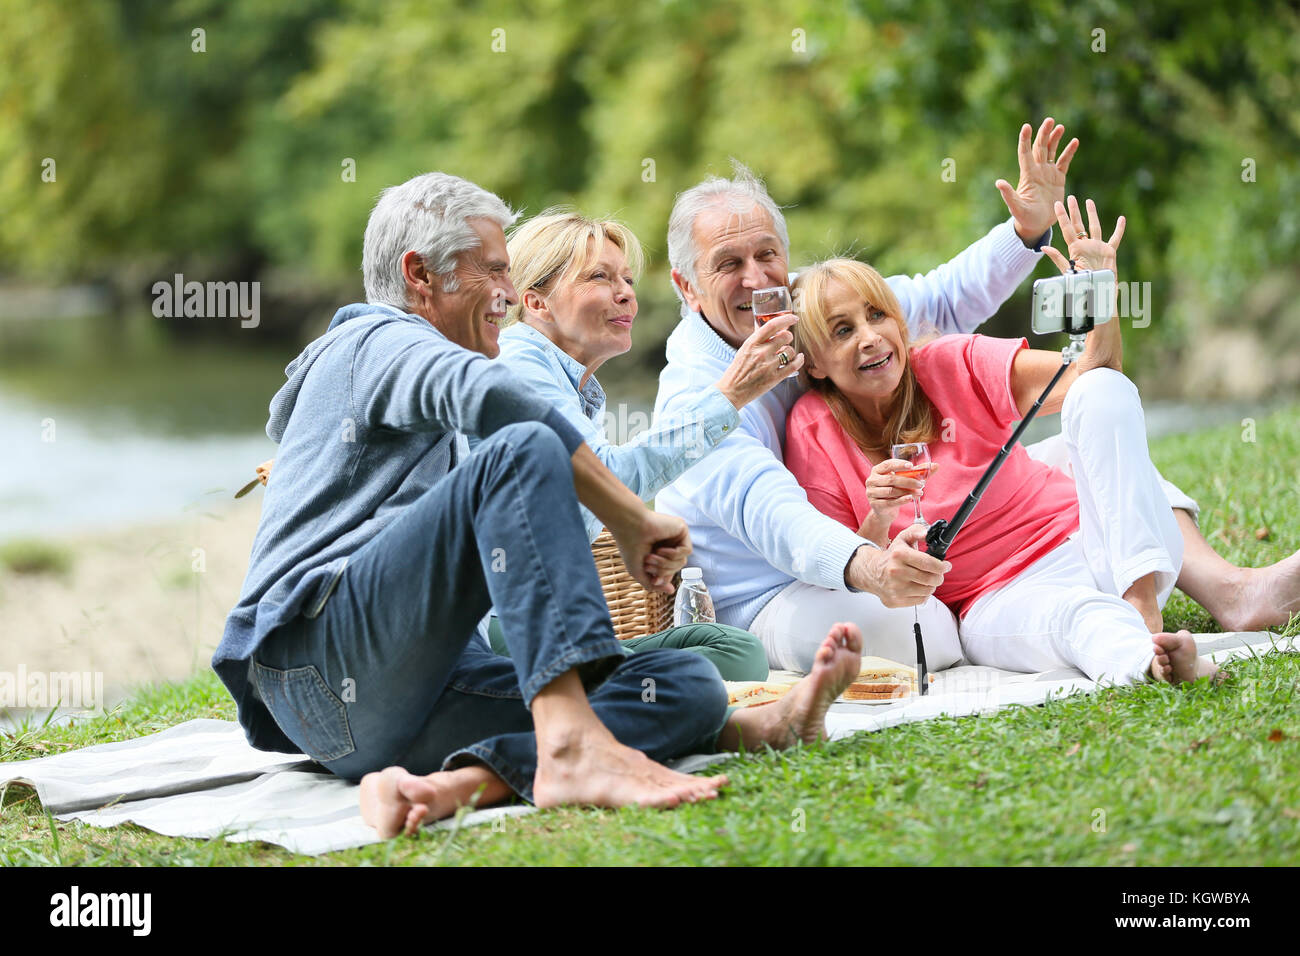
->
<box><xmin>666</xmin><ymin>159</ymin><xmax>791</xmax><ymax>301</ymax></box>
<box><xmin>362</xmin><ymin>171</ymin><xmax>517</xmax><ymax>308</ymax></box>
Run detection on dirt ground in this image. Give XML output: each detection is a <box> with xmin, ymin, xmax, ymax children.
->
<box><xmin>0</xmin><ymin>495</ymin><xmax>264</xmax><ymax>708</ymax></box>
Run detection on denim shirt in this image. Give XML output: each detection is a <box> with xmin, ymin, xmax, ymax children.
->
<box><xmin>478</xmin><ymin>321</ymin><xmax>741</xmax><ymax>542</ymax></box>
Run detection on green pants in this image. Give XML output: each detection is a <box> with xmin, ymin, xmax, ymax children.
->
<box><xmin>486</xmin><ymin>617</ymin><xmax>768</xmax><ymax>683</ymax></box>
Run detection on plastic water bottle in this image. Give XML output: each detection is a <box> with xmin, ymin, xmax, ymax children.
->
<box><xmin>673</xmin><ymin>567</ymin><xmax>716</xmax><ymax>626</ymax></box>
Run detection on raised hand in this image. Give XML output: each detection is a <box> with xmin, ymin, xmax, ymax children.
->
<box><xmin>996</xmin><ymin>117</ymin><xmax>1080</xmax><ymax>243</ymax></box>
<box><xmin>1042</xmin><ymin>195</ymin><xmax>1127</xmax><ymax>375</ymax></box>
<box><xmin>1041</xmin><ymin>195</ymin><xmax>1125</xmax><ymax>276</ymax></box>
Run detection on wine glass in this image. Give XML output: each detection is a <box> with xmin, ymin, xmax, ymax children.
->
<box><xmin>751</xmin><ymin>286</ymin><xmax>791</xmax><ymax>326</ymax></box>
<box><xmin>890</xmin><ymin>442</ymin><xmax>931</xmax><ymax>529</ymax></box>
<box><xmin>891</xmin><ymin>441</ymin><xmax>933</xmax><ymax>696</ymax></box>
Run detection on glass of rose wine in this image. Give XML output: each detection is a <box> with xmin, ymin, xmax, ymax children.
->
<box><xmin>751</xmin><ymin>286</ymin><xmax>792</xmax><ymax>326</ymax></box>
<box><xmin>892</xmin><ymin>441</ymin><xmax>934</xmax><ymax>688</ymax></box>
<box><xmin>890</xmin><ymin>442</ymin><xmax>931</xmax><ymax>529</ymax></box>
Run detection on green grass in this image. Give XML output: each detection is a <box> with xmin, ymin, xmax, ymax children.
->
<box><xmin>3</xmin><ymin>405</ymin><xmax>1299</xmax><ymax>866</ymax></box>
<box><xmin>0</xmin><ymin>539</ymin><xmax>73</xmax><ymax>577</ymax></box>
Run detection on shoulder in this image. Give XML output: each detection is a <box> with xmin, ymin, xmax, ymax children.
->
<box><xmin>342</xmin><ymin>312</ymin><xmax>462</xmax><ymax>370</ymax></box>
<box><xmin>496</xmin><ymin>326</ymin><xmax>571</xmax><ymax>381</ymax></box>
<box><xmin>913</xmin><ymin>333</ymin><xmax>1024</xmax><ymax>378</ymax></box>
<box><xmin>497</xmin><ymin>323</ymin><xmax>552</xmax><ymax>360</ymax></box>
<box><xmin>911</xmin><ymin>332</ymin><xmax>974</xmax><ymax>362</ymax></box>
<box><xmin>789</xmin><ymin>389</ymin><xmax>833</xmax><ymax>429</ymax></box>
<box><xmin>786</xmin><ymin>391</ymin><xmax>845</xmax><ymax>462</ymax></box>
<box><xmin>912</xmin><ymin>334</ymin><xmax>1027</xmax><ymax>423</ymax></box>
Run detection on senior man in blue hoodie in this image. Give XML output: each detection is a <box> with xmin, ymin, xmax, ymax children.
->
<box><xmin>214</xmin><ymin>172</ymin><xmax>864</xmax><ymax>837</ymax></box>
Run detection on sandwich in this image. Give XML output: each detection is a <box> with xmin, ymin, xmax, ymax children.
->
<box><xmin>841</xmin><ymin>656</ymin><xmax>934</xmax><ymax>701</ymax></box>
<box><xmin>725</xmin><ymin>674</ymin><xmax>800</xmax><ymax>708</ymax></box>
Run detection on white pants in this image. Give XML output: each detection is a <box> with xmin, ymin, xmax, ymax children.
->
<box><xmin>752</xmin><ymin>367</ymin><xmax>1198</xmax><ymax>678</ymax></box>
<box><xmin>750</xmin><ymin>580</ymin><xmax>964</xmax><ymax>674</ymax></box>
<box><xmin>960</xmin><ymin>369</ymin><xmax>1184</xmax><ymax>684</ymax></box>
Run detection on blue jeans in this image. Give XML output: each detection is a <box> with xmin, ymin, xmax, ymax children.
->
<box><xmin>248</xmin><ymin>422</ymin><xmax>728</xmax><ymax>802</ymax></box>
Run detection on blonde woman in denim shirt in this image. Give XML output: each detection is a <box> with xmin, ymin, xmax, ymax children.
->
<box><xmin>477</xmin><ymin>208</ymin><xmax>797</xmax><ymax>681</ymax></box>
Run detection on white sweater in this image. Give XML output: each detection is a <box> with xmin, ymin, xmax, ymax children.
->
<box><xmin>652</xmin><ymin>218</ymin><xmax>1046</xmax><ymax>629</ymax></box>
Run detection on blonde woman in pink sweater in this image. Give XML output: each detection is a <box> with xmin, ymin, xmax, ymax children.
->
<box><xmin>784</xmin><ymin>197</ymin><xmax>1284</xmax><ymax>686</ymax></box>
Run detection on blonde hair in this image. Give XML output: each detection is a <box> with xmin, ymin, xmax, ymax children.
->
<box><xmin>791</xmin><ymin>258</ymin><xmax>938</xmax><ymax>455</ymax></box>
<box><xmin>503</xmin><ymin>206</ymin><xmax>645</xmax><ymax>328</ymax></box>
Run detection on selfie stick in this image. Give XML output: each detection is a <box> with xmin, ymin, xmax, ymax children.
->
<box><xmin>922</xmin><ymin>359</ymin><xmax>1070</xmax><ymax>561</ymax></box>
<box><xmin>913</xmin><ymin>261</ymin><xmax>1092</xmax><ymax>694</ymax></box>
<box><xmin>924</xmin><ymin>260</ymin><xmax>1091</xmax><ymax>563</ymax></box>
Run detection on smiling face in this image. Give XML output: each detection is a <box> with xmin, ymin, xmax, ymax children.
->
<box><xmin>672</xmin><ymin>200</ymin><xmax>789</xmax><ymax>348</ymax></box>
<box><xmin>525</xmin><ymin>236</ymin><xmax>637</xmax><ymax>374</ymax></box>
<box><xmin>803</xmin><ymin>277</ymin><xmax>909</xmax><ymax>424</ymax></box>
<box><xmin>425</xmin><ymin>217</ymin><xmax>517</xmax><ymax>357</ymax></box>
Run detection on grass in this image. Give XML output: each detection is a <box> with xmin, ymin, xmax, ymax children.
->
<box><xmin>0</xmin><ymin>539</ymin><xmax>73</xmax><ymax>577</ymax></box>
<box><xmin>3</xmin><ymin>405</ymin><xmax>1299</xmax><ymax>866</ymax></box>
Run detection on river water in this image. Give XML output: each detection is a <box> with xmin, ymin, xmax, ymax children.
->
<box><xmin>0</xmin><ymin>376</ymin><xmax>1282</xmax><ymax>543</ymax></box>
<box><xmin>1</xmin><ymin>389</ymin><xmax>275</xmax><ymax>539</ymax></box>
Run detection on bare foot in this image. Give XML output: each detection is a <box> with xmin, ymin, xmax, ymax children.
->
<box><xmin>1149</xmin><ymin>630</ymin><xmax>1224</xmax><ymax>685</ymax></box>
<box><xmin>531</xmin><ymin>727</ymin><xmax>728</xmax><ymax>811</ymax></box>
<box><xmin>359</xmin><ymin>765</ymin><xmax>510</xmax><ymax>838</ymax></box>
<box><xmin>1217</xmin><ymin>551</ymin><xmax>1300</xmax><ymax>632</ymax></box>
<box><xmin>720</xmin><ymin>622</ymin><xmax>863</xmax><ymax>752</ymax></box>
<box><xmin>1123</xmin><ymin>572</ymin><xmax>1163</xmax><ymax>634</ymax></box>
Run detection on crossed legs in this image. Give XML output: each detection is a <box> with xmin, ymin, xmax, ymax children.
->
<box><xmin>362</xmin><ymin>622</ymin><xmax>865</xmax><ymax>837</ymax></box>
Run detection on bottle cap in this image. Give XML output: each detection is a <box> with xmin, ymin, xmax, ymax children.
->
<box><xmin>681</xmin><ymin>567</ymin><xmax>703</xmax><ymax>580</ymax></box>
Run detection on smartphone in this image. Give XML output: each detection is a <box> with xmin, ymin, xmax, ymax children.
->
<box><xmin>1031</xmin><ymin>268</ymin><xmax>1116</xmax><ymax>335</ymax></box>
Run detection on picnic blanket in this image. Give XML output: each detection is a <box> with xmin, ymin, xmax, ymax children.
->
<box><xmin>2</xmin><ymin>631</ymin><xmax>1291</xmax><ymax>857</ymax></box>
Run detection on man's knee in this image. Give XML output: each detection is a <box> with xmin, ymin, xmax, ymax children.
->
<box><xmin>633</xmin><ymin>649</ymin><xmax>728</xmax><ymax>732</ymax></box>
<box><xmin>475</xmin><ymin>421</ymin><xmax>571</xmax><ymax>483</ymax></box>
<box><xmin>485</xmin><ymin>420</ymin><xmax>566</xmax><ymax>457</ymax></box>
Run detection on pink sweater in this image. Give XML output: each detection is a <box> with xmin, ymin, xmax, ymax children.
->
<box><xmin>785</xmin><ymin>334</ymin><xmax>1080</xmax><ymax>617</ymax></box>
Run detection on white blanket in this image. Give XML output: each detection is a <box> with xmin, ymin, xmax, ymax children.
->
<box><xmin>1</xmin><ymin>631</ymin><xmax>1290</xmax><ymax>856</ymax></box>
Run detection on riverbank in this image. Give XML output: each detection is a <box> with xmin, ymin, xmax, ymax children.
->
<box><xmin>0</xmin><ymin>495</ymin><xmax>263</xmax><ymax>713</ymax></box>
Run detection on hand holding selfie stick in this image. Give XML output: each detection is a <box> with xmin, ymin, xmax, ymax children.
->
<box><xmin>912</xmin><ymin>260</ymin><xmax>1111</xmax><ymax>692</ymax></box>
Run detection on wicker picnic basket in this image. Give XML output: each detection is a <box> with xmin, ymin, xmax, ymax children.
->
<box><xmin>591</xmin><ymin>528</ymin><xmax>676</xmax><ymax>641</ymax></box>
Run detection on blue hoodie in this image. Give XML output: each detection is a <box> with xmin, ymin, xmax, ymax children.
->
<box><xmin>213</xmin><ymin>302</ymin><xmax>585</xmax><ymax>752</ymax></box>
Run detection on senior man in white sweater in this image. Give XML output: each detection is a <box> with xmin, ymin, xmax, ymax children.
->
<box><xmin>654</xmin><ymin>119</ymin><xmax>1294</xmax><ymax>673</ymax></box>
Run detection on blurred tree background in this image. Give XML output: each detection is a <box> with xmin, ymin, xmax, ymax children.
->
<box><xmin>3</xmin><ymin>0</ymin><xmax>1299</xmax><ymax>406</ymax></box>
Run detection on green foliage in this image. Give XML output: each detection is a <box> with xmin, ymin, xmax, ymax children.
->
<box><xmin>0</xmin><ymin>539</ymin><xmax>73</xmax><ymax>576</ymax></box>
<box><xmin>2</xmin><ymin>0</ymin><xmax>1298</xmax><ymax>368</ymax></box>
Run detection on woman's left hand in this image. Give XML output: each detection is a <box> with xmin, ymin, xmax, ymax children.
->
<box><xmin>1042</xmin><ymin>194</ymin><xmax>1126</xmax><ymax>377</ymax></box>
<box><xmin>1042</xmin><ymin>195</ymin><xmax>1125</xmax><ymax>276</ymax></box>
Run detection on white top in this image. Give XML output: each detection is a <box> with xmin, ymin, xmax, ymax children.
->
<box><xmin>653</xmin><ymin>218</ymin><xmax>1047</xmax><ymax>629</ymax></box>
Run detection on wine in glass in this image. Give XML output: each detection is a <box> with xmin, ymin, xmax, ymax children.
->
<box><xmin>891</xmin><ymin>440</ymin><xmax>934</xmax><ymax>696</ymax></box>
<box><xmin>891</xmin><ymin>442</ymin><xmax>932</xmax><ymax>529</ymax></box>
<box><xmin>751</xmin><ymin>286</ymin><xmax>792</xmax><ymax>326</ymax></box>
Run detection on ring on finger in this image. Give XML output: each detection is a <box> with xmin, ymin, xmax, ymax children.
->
<box><xmin>1075</xmin><ymin>232</ymin><xmax>1088</xmax><ymax>240</ymax></box>
<box><xmin>777</xmin><ymin>349</ymin><xmax>791</xmax><ymax>368</ymax></box>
